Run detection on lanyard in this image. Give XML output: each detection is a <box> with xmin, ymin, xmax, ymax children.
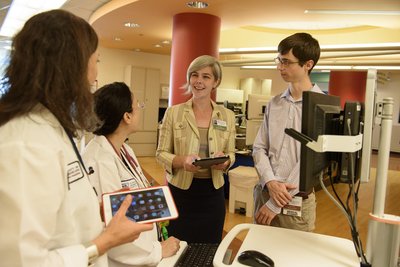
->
<box><xmin>121</xmin><ymin>145</ymin><xmax>150</xmax><ymax>187</ymax></box>
<box><xmin>106</xmin><ymin>138</ymin><xmax>150</xmax><ymax>188</ymax></box>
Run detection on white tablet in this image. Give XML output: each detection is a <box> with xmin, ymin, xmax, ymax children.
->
<box><xmin>102</xmin><ymin>186</ymin><xmax>178</xmax><ymax>225</ymax></box>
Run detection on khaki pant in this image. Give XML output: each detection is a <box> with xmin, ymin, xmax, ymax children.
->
<box><xmin>253</xmin><ymin>183</ymin><xmax>316</xmax><ymax>232</ymax></box>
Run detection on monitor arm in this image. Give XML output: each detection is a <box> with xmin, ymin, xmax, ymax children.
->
<box><xmin>284</xmin><ymin>128</ymin><xmax>362</xmax><ymax>153</ymax></box>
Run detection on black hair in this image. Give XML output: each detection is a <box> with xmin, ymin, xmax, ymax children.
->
<box><xmin>93</xmin><ymin>82</ymin><xmax>133</xmax><ymax>136</ymax></box>
<box><xmin>278</xmin><ymin>32</ymin><xmax>320</xmax><ymax>74</ymax></box>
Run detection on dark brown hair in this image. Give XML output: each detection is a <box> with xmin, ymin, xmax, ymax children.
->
<box><xmin>0</xmin><ymin>9</ymin><xmax>98</xmax><ymax>136</ymax></box>
<box><xmin>278</xmin><ymin>32</ymin><xmax>320</xmax><ymax>74</ymax></box>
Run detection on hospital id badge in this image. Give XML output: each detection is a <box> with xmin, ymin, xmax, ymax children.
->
<box><xmin>282</xmin><ymin>196</ymin><xmax>302</xmax><ymax>217</ymax></box>
<box><xmin>213</xmin><ymin>119</ymin><xmax>227</xmax><ymax>130</ymax></box>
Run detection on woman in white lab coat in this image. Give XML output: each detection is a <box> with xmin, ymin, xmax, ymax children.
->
<box><xmin>83</xmin><ymin>82</ymin><xmax>180</xmax><ymax>267</ymax></box>
<box><xmin>0</xmin><ymin>10</ymin><xmax>152</xmax><ymax>267</ymax></box>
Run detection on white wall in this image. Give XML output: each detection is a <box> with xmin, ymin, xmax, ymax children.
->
<box><xmin>97</xmin><ymin>47</ymin><xmax>171</xmax><ymax>88</ymax></box>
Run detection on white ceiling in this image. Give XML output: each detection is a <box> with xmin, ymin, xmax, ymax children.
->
<box><xmin>1</xmin><ymin>0</ymin><xmax>400</xmax><ymax>68</ymax></box>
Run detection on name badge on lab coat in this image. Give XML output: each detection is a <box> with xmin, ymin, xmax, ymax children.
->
<box><xmin>213</xmin><ymin>119</ymin><xmax>227</xmax><ymax>130</ymax></box>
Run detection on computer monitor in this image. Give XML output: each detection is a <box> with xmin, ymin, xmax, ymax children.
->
<box><xmin>298</xmin><ymin>73</ymin><xmax>376</xmax><ymax>191</ymax></box>
<box><xmin>337</xmin><ymin>101</ymin><xmax>362</xmax><ymax>183</ymax></box>
<box><xmin>300</xmin><ymin>91</ymin><xmax>341</xmax><ymax>192</ymax></box>
<box><xmin>246</xmin><ymin>94</ymin><xmax>272</xmax><ymax>120</ymax></box>
<box><xmin>245</xmin><ymin>119</ymin><xmax>263</xmax><ymax>147</ymax></box>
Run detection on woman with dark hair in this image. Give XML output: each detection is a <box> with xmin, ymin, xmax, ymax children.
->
<box><xmin>83</xmin><ymin>82</ymin><xmax>180</xmax><ymax>266</ymax></box>
<box><xmin>0</xmin><ymin>10</ymin><xmax>152</xmax><ymax>267</ymax></box>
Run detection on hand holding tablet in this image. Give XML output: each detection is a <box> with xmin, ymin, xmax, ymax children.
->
<box><xmin>102</xmin><ymin>186</ymin><xmax>179</xmax><ymax>225</ymax></box>
<box><xmin>192</xmin><ymin>155</ymin><xmax>230</xmax><ymax>168</ymax></box>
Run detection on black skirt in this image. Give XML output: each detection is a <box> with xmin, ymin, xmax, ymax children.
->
<box><xmin>167</xmin><ymin>179</ymin><xmax>225</xmax><ymax>244</ymax></box>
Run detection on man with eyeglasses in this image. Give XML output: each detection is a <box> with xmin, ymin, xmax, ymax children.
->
<box><xmin>252</xmin><ymin>32</ymin><xmax>322</xmax><ymax>232</ymax></box>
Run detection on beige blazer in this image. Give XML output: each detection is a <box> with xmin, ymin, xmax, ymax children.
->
<box><xmin>156</xmin><ymin>99</ymin><xmax>236</xmax><ymax>189</ymax></box>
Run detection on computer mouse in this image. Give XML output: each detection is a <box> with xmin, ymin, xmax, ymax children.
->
<box><xmin>237</xmin><ymin>250</ymin><xmax>274</xmax><ymax>267</ymax></box>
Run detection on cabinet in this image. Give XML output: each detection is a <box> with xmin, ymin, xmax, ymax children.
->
<box><xmin>124</xmin><ymin>66</ymin><xmax>160</xmax><ymax>156</ymax></box>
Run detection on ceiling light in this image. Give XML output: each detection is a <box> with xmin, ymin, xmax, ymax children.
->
<box><xmin>124</xmin><ymin>22</ymin><xmax>140</xmax><ymax>28</ymax></box>
<box><xmin>161</xmin><ymin>40</ymin><xmax>171</xmax><ymax>45</ymax></box>
<box><xmin>113</xmin><ymin>37</ymin><xmax>122</xmax><ymax>41</ymax></box>
<box><xmin>304</xmin><ymin>9</ymin><xmax>400</xmax><ymax>15</ymax></box>
<box><xmin>220</xmin><ymin>47</ymin><xmax>276</xmax><ymax>54</ymax></box>
<box><xmin>352</xmin><ymin>66</ymin><xmax>400</xmax><ymax>70</ymax></box>
<box><xmin>241</xmin><ymin>66</ymin><xmax>276</xmax><ymax>70</ymax></box>
<box><xmin>314</xmin><ymin>66</ymin><xmax>353</xmax><ymax>70</ymax></box>
<box><xmin>220</xmin><ymin>42</ymin><xmax>400</xmax><ymax>54</ymax></box>
<box><xmin>0</xmin><ymin>0</ymin><xmax>67</xmax><ymax>37</ymax></box>
<box><xmin>241</xmin><ymin>65</ymin><xmax>400</xmax><ymax>70</ymax></box>
<box><xmin>262</xmin><ymin>22</ymin><xmax>361</xmax><ymax>30</ymax></box>
<box><xmin>320</xmin><ymin>42</ymin><xmax>400</xmax><ymax>50</ymax></box>
<box><xmin>154</xmin><ymin>44</ymin><xmax>162</xmax><ymax>48</ymax></box>
<box><xmin>187</xmin><ymin>1</ymin><xmax>209</xmax><ymax>9</ymax></box>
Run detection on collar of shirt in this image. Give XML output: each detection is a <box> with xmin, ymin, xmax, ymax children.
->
<box><xmin>280</xmin><ymin>83</ymin><xmax>323</xmax><ymax>103</ymax></box>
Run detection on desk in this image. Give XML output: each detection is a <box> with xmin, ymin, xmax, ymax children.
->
<box><xmin>214</xmin><ymin>224</ymin><xmax>359</xmax><ymax>267</ymax></box>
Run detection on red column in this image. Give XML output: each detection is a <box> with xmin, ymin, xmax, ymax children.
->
<box><xmin>328</xmin><ymin>71</ymin><xmax>368</xmax><ymax>108</ymax></box>
<box><xmin>169</xmin><ymin>13</ymin><xmax>221</xmax><ymax>106</ymax></box>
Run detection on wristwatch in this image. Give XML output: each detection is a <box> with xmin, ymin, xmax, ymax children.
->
<box><xmin>83</xmin><ymin>241</ymin><xmax>99</xmax><ymax>266</ymax></box>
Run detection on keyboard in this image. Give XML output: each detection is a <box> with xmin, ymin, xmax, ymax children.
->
<box><xmin>174</xmin><ymin>243</ymin><xmax>219</xmax><ymax>267</ymax></box>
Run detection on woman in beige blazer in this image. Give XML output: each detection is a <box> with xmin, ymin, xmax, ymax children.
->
<box><xmin>156</xmin><ymin>55</ymin><xmax>236</xmax><ymax>243</ymax></box>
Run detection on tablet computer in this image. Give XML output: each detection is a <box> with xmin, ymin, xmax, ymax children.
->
<box><xmin>102</xmin><ymin>186</ymin><xmax>178</xmax><ymax>225</ymax></box>
<box><xmin>192</xmin><ymin>155</ymin><xmax>230</xmax><ymax>168</ymax></box>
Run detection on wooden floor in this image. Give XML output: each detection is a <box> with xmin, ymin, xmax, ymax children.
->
<box><xmin>138</xmin><ymin>151</ymin><xmax>400</xmax><ymax>250</ymax></box>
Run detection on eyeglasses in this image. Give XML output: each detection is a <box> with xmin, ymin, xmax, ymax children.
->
<box><xmin>274</xmin><ymin>57</ymin><xmax>300</xmax><ymax>66</ymax></box>
<box><xmin>137</xmin><ymin>101</ymin><xmax>145</xmax><ymax>110</ymax></box>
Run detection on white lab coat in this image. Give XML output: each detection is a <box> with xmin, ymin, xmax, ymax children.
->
<box><xmin>83</xmin><ymin>135</ymin><xmax>162</xmax><ymax>267</ymax></box>
<box><xmin>0</xmin><ymin>104</ymin><xmax>107</xmax><ymax>267</ymax></box>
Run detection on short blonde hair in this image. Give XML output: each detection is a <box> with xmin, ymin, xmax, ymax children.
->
<box><xmin>182</xmin><ymin>55</ymin><xmax>222</xmax><ymax>93</ymax></box>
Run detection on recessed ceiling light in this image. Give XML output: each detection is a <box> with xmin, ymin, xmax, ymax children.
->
<box><xmin>161</xmin><ymin>40</ymin><xmax>171</xmax><ymax>45</ymax></box>
<box><xmin>113</xmin><ymin>37</ymin><xmax>122</xmax><ymax>41</ymax></box>
<box><xmin>187</xmin><ymin>1</ymin><xmax>208</xmax><ymax>9</ymax></box>
<box><xmin>154</xmin><ymin>44</ymin><xmax>162</xmax><ymax>48</ymax></box>
<box><xmin>134</xmin><ymin>48</ymin><xmax>141</xmax><ymax>52</ymax></box>
<box><xmin>124</xmin><ymin>22</ymin><xmax>140</xmax><ymax>28</ymax></box>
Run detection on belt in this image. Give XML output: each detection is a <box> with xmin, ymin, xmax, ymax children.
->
<box><xmin>295</xmin><ymin>188</ymin><xmax>314</xmax><ymax>200</ymax></box>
